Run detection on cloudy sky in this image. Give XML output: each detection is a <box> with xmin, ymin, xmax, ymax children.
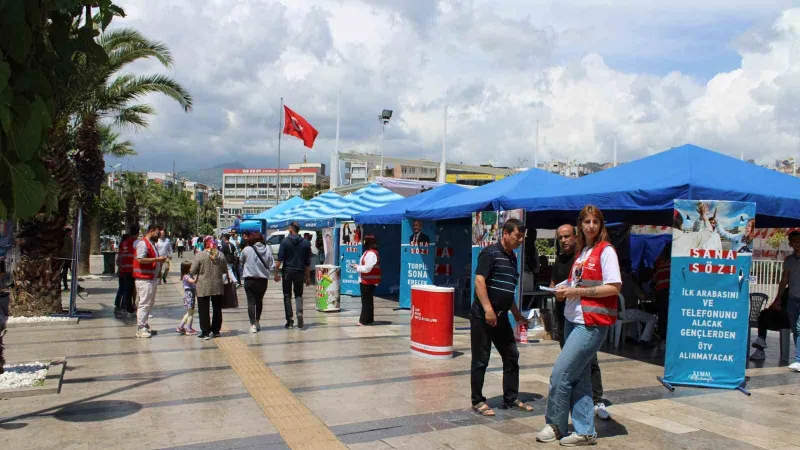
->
<box><xmin>108</xmin><ymin>0</ymin><xmax>800</xmax><ymax>173</ymax></box>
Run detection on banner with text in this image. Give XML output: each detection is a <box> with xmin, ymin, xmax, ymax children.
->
<box><xmin>663</xmin><ymin>199</ymin><xmax>755</xmax><ymax>390</ymax></box>
<box><xmin>469</xmin><ymin>210</ymin><xmax>525</xmax><ymax>322</ymax></box>
<box><xmin>339</xmin><ymin>221</ymin><xmax>363</xmax><ymax>296</ymax></box>
<box><xmin>400</xmin><ymin>218</ymin><xmax>436</xmax><ymax>308</ymax></box>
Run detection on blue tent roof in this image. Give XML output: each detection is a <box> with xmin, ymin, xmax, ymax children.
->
<box><xmin>266</xmin><ymin>192</ymin><xmax>342</xmax><ymax>228</ymax></box>
<box><xmin>406</xmin><ymin>168</ymin><xmax>567</xmax><ymax>220</ymax></box>
<box><xmin>239</xmin><ymin>196</ymin><xmax>306</xmax><ymax>231</ymax></box>
<box><xmin>270</xmin><ymin>184</ymin><xmax>404</xmax><ymax>228</ymax></box>
<box><xmin>499</xmin><ymin>144</ymin><xmax>800</xmax><ymax>227</ymax></box>
<box><xmin>355</xmin><ymin>184</ymin><xmax>468</xmax><ymax>224</ymax></box>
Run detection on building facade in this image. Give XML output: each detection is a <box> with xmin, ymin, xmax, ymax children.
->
<box><xmin>220</xmin><ymin>168</ymin><xmax>328</xmax><ymax>229</ymax></box>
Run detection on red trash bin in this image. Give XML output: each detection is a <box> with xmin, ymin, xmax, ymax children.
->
<box><xmin>410</xmin><ymin>285</ymin><xmax>454</xmax><ymax>360</ymax></box>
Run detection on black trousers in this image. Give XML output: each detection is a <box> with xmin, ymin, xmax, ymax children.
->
<box><xmin>470</xmin><ymin>315</ymin><xmax>520</xmax><ymax>406</ymax></box>
<box><xmin>198</xmin><ymin>295</ymin><xmax>223</xmax><ymax>334</ymax></box>
<box><xmin>557</xmin><ymin>304</ymin><xmax>604</xmax><ymax>404</ymax></box>
<box><xmin>61</xmin><ymin>261</ymin><xmax>72</xmax><ymax>290</ymax></box>
<box><xmin>656</xmin><ymin>289</ymin><xmax>669</xmax><ymax>339</ymax></box>
<box><xmin>359</xmin><ymin>283</ymin><xmax>375</xmax><ymax>325</ymax></box>
<box><xmin>282</xmin><ymin>271</ymin><xmax>304</xmax><ymax>321</ymax></box>
<box><xmin>177</xmin><ymin>246</ymin><xmax>184</xmax><ymax>258</ymax></box>
<box><xmin>244</xmin><ymin>278</ymin><xmax>268</xmax><ymax>325</ymax></box>
<box><xmin>758</xmin><ymin>309</ymin><xmax>790</xmax><ymax>339</ymax></box>
<box><xmin>115</xmin><ymin>272</ymin><xmax>135</xmax><ymax>312</ymax></box>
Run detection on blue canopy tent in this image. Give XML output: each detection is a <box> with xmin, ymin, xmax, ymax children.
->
<box><xmin>355</xmin><ymin>184</ymin><xmax>468</xmax><ymax>225</ymax></box>
<box><xmin>270</xmin><ymin>184</ymin><xmax>404</xmax><ymax>228</ymax></box>
<box><xmin>498</xmin><ymin>144</ymin><xmax>800</xmax><ymax>228</ymax></box>
<box><xmin>239</xmin><ymin>196</ymin><xmax>306</xmax><ymax>233</ymax></box>
<box><xmin>406</xmin><ymin>168</ymin><xmax>567</xmax><ymax>220</ymax></box>
<box><xmin>266</xmin><ymin>192</ymin><xmax>343</xmax><ymax>229</ymax></box>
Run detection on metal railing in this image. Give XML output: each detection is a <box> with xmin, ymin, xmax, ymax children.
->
<box><xmin>750</xmin><ymin>259</ymin><xmax>784</xmax><ymax>303</ymax></box>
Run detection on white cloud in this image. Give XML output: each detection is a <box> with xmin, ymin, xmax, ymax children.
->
<box><xmin>109</xmin><ymin>1</ymin><xmax>800</xmax><ymax>172</ymax></box>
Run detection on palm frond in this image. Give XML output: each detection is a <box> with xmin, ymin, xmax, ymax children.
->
<box><xmin>110</xmin><ymin>104</ymin><xmax>155</xmax><ymax>131</ymax></box>
<box><xmin>103</xmin><ymin>74</ymin><xmax>193</xmax><ymax>112</ymax></box>
<box><xmin>99</xmin><ymin>28</ymin><xmax>173</xmax><ymax>69</ymax></box>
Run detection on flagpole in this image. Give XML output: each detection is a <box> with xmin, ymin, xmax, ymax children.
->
<box><xmin>438</xmin><ymin>105</ymin><xmax>447</xmax><ymax>183</ymax></box>
<box><xmin>331</xmin><ymin>91</ymin><xmax>340</xmax><ymax>189</ymax></box>
<box><xmin>277</xmin><ymin>97</ymin><xmax>283</xmax><ymax>205</ymax></box>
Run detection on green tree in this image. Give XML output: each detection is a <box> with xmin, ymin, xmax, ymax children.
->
<box><xmin>6</xmin><ymin>2</ymin><xmax>125</xmax><ymax>318</ymax></box>
<box><xmin>96</xmin><ymin>184</ymin><xmax>124</xmax><ymax>237</ymax></box>
<box><xmin>300</xmin><ymin>185</ymin><xmax>317</xmax><ymax>200</ymax></box>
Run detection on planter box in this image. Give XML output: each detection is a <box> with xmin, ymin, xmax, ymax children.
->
<box><xmin>0</xmin><ymin>358</ymin><xmax>67</xmax><ymax>399</ymax></box>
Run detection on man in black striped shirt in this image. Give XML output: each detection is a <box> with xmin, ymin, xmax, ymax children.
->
<box><xmin>470</xmin><ymin>218</ymin><xmax>533</xmax><ymax>416</ymax></box>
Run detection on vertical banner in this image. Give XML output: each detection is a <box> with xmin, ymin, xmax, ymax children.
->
<box><xmin>339</xmin><ymin>221</ymin><xmax>362</xmax><ymax>296</ymax></box>
<box><xmin>469</xmin><ymin>210</ymin><xmax>525</xmax><ymax>318</ymax></box>
<box><xmin>663</xmin><ymin>199</ymin><xmax>755</xmax><ymax>390</ymax></box>
<box><xmin>322</xmin><ymin>228</ymin><xmax>335</xmax><ymax>265</ymax></box>
<box><xmin>400</xmin><ymin>219</ymin><xmax>436</xmax><ymax>308</ymax></box>
<box><xmin>316</xmin><ymin>265</ymin><xmax>341</xmax><ymax>311</ymax></box>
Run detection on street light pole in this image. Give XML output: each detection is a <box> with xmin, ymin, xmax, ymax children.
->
<box><xmin>378</xmin><ymin>109</ymin><xmax>392</xmax><ymax>178</ymax></box>
<box><xmin>610</xmin><ymin>135</ymin><xmax>617</xmax><ymax>167</ymax></box>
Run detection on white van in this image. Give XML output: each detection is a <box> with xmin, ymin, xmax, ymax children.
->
<box><xmin>266</xmin><ymin>230</ymin><xmax>319</xmax><ymax>257</ymax></box>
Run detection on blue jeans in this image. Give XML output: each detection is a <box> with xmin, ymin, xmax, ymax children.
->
<box><xmin>787</xmin><ymin>298</ymin><xmax>800</xmax><ymax>363</ymax></box>
<box><xmin>545</xmin><ymin>320</ymin><xmax>608</xmax><ymax>436</ymax></box>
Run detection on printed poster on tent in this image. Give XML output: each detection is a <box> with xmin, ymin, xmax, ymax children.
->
<box><xmin>470</xmin><ymin>210</ymin><xmax>525</xmax><ymax>319</ymax></box>
<box><xmin>663</xmin><ymin>199</ymin><xmax>755</xmax><ymax>390</ymax></box>
<box><xmin>339</xmin><ymin>221</ymin><xmax>363</xmax><ymax>296</ymax></box>
<box><xmin>400</xmin><ymin>218</ymin><xmax>436</xmax><ymax>308</ymax></box>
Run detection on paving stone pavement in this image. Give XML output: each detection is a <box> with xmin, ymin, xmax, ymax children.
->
<box><xmin>2</xmin><ymin>255</ymin><xmax>800</xmax><ymax>449</ymax></box>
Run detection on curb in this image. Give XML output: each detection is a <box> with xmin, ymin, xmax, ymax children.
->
<box><xmin>0</xmin><ymin>358</ymin><xmax>67</xmax><ymax>399</ymax></box>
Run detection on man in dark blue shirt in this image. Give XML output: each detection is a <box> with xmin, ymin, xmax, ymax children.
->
<box><xmin>275</xmin><ymin>222</ymin><xmax>312</xmax><ymax>329</ymax></box>
<box><xmin>470</xmin><ymin>218</ymin><xmax>533</xmax><ymax>416</ymax></box>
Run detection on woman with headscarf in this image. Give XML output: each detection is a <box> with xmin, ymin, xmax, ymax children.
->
<box><xmin>190</xmin><ymin>236</ymin><xmax>228</xmax><ymax>340</ymax></box>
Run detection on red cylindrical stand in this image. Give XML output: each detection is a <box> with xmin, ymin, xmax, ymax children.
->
<box><xmin>410</xmin><ymin>285</ymin><xmax>454</xmax><ymax>360</ymax></box>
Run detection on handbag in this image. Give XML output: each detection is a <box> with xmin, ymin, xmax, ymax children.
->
<box><xmin>221</xmin><ymin>280</ymin><xmax>239</xmax><ymax>309</ymax></box>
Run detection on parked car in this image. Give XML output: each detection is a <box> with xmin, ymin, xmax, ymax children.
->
<box><xmin>266</xmin><ymin>230</ymin><xmax>319</xmax><ymax>257</ymax></box>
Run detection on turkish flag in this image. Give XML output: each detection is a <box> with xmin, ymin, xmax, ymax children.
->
<box><xmin>283</xmin><ymin>105</ymin><xmax>319</xmax><ymax>148</ymax></box>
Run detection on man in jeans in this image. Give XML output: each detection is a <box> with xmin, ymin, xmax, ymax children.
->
<box><xmin>773</xmin><ymin>231</ymin><xmax>800</xmax><ymax>371</ymax></box>
<box><xmin>470</xmin><ymin>219</ymin><xmax>533</xmax><ymax>417</ymax></box>
<box><xmin>275</xmin><ymin>222</ymin><xmax>311</xmax><ymax>329</ymax></box>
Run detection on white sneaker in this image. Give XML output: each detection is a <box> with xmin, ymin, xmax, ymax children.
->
<box><xmin>559</xmin><ymin>432</ymin><xmax>597</xmax><ymax>447</ymax></box>
<box><xmin>752</xmin><ymin>337</ymin><xmax>768</xmax><ymax>349</ymax></box>
<box><xmin>536</xmin><ymin>424</ymin><xmax>560</xmax><ymax>443</ymax></box>
<box><xmin>749</xmin><ymin>348</ymin><xmax>766</xmax><ymax>360</ymax></box>
<box><xmin>250</xmin><ymin>324</ymin><xmax>258</xmax><ymax>333</ymax></box>
<box><xmin>789</xmin><ymin>362</ymin><xmax>800</xmax><ymax>372</ymax></box>
<box><xmin>594</xmin><ymin>402</ymin><xmax>610</xmax><ymax>420</ymax></box>
<box><xmin>135</xmin><ymin>327</ymin><xmax>152</xmax><ymax>338</ymax></box>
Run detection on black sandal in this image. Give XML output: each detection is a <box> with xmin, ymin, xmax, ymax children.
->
<box><xmin>505</xmin><ymin>399</ymin><xmax>534</xmax><ymax>412</ymax></box>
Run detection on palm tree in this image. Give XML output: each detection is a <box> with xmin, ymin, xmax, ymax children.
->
<box><xmin>11</xmin><ymin>26</ymin><xmax>192</xmax><ymax>316</ymax></box>
<box><xmin>72</xmin><ymin>27</ymin><xmax>192</xmax><ymax>275</ymax></box>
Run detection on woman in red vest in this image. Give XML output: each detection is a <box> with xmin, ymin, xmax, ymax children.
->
<box><xmin>537</xmin><ymin>205</ymin><xmax>622</xmax><ymax>446</ymax></box>
<box><xmin>351</xmin><ymin>235</ymin><xmax>380</xmax><ymax>326</ymax></box>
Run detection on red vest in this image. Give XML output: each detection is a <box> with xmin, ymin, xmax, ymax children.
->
<box><xmin>654</xmin><ymin>257</ymin><xmax>670</xmax><ymax>291</ymax></box>
<box><xmin>569</xmin><ymin>241</ymin><xmax>618</xmax><ymax>327</ymax></box>
<box><xmin>360</xmin><ymin>249</ymin><xmax>381</xmax><ymax>285</ymax></box>
<box><xmin>118</xmin><ymin>237</ymin><xmax>135</xmax><ymax>273</ymax></box>
<box><xmin>132</xmin><ymin>238</ymin><xmax>158</xmax><ymax>280</ymax></box>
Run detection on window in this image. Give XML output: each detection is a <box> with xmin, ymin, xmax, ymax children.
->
<box><xmin>258</xmin><ymin>176</ymin><xmax>268</xmax><ymax>184</ymax></box>
<box><xmin>236</xmin><ymin>176</ymin><xmax>246</xmax><ymax>183</ymax></box>
<box><xmin>266</xmin><ymin>234</ymin><xmax>284</xmax><ymax>245</ymax></box>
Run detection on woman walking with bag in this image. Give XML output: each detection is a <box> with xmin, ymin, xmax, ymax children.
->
<box><xmin>537</xmin><ymin>205</ymin><xmax>621</xmax><ymax>446</ymax></box>
<box><xmin>190</xmin><ymin>236</ymin><xmax>228</xmax><ymax>340</ymax></box>
<box><xmin>240</xmin><ymin>232</ymin><xmax>274</xmax><ymax>333</ymax></box>
<box><xmin>350</xmin><ymin>235</ymin><xmax>380</xmax><ymax>326</ymax></box>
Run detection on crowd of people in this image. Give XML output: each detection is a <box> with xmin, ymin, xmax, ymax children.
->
<box><xmin>113</xmin><ymin>222</ymin><xmax>320</xmax><ymax>339</ymax></box>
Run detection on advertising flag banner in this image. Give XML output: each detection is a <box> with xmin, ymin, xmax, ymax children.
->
<box><xmin>339</xmin><ymin>221</ymin><xmax>362</xmax><ymax>296</ymax></box>
<box><xmin>400</xmin><ymin>218</ymin><xmax>436</xmax><ymax>308</ymax></box>
<box><xmin>662</xmin><ymin>199</ymin><xmax>755</xmax><ymax>390</ymax></box>
<box><xmin>316</xmin><ymin>265</ymin><xmax>341</xmax><ymax>312</ymax></box>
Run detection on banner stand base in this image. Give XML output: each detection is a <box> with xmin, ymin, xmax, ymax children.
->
<box><xmin>657</xmin><ymin>376</ymin><xmax>751</xmax><ymax>396</ymax></box>
<box><xmin>52</xmin><ymin>309</ymin><xmax>92</xmax><ymax>319</ymax></box>
<box><xmin>656</xmin><ymin>376</ymin><xmax>675</xmax><ymax>392</ymax></box>
<box><xmin>393</xmin><ymin>307</ymin><xmax>410</xmax><ymax>311</ymax></box>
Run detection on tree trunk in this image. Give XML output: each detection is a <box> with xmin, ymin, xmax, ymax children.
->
<box><xmin>79</xmin><ymin>211</ymin><xmax>91</xmax><ymax>275</ymax></box>
<box><xmin>90</xmin><ymin>214</ymin><xmax>102</xmax><ymax>254</ymax></box>
<box><xmin>10</xmin><ymin>213</ymin><xmax>68</xmax><ymax>317</ymax></box>
<box><xmin>0</xmin><ymin>328</ymin><xmax>5</xmax><ymax>375</ymax></box>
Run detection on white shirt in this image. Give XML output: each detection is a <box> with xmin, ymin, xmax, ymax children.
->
<box><xmin>156</xmin><ymin>238</ymin><xmax>172</xmax><ymax>257</ymax></box>
<box><xmin>355</xmin><ymin>251</ymin><xmax>378</xmax><ymax>283</ymax></box>
<box><xmin>176</xmin><ymin>238</ymin><xmax>184</xmax><ymax>247</ymax></box>
<box><xmin>564</xmin><ymin>245</ymin><xmax>621</xmax><ymax>325</ymax></box>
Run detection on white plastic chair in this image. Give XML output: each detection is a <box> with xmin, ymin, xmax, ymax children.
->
<box><xmin>613</xmin><ymin>293</ymin><xmax>640</xmax><ymax>347</ymax></box>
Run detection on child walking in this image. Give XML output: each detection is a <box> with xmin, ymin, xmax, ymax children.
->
<box><xmin>177</xmin><ymin>261</ymin><xmax>197</xmax><ymax>335</ymax></box>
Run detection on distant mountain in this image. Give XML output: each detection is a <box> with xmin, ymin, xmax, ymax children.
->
<box><xmin>178</xmin><ymin>162</ymin><xmax>245</xmax><ymax>189</ymax></box>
